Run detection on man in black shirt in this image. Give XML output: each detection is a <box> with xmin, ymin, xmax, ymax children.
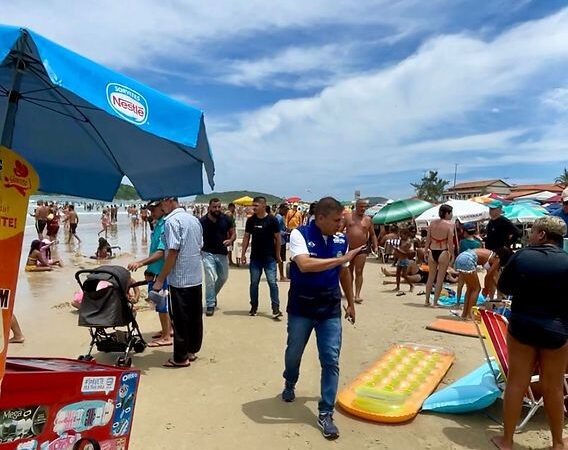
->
<box><xmin>485</xmin><ymin>201</ymin><xmax>521</xmax><ymax>250</ymax></box>
<box><xmin>200</xmin><ymin>198</ymin><xmax>236</xmax><ymax>316</ymax></box>
<box><xmin>241</xmin><ymin>196</ymin><xmax>283</xmax><ymax>318</ymax></box>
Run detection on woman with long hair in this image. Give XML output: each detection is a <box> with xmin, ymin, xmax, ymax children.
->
<box><xmin>424</xmin><ymin>204</ymin><xmax>455</xmax><ymax>307</ymax></box>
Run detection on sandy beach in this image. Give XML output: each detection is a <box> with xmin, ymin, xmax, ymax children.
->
<box><xmin>6</xmin><ymin>216</ymin><xmax>556</xmax><ymax>450</ymax></box>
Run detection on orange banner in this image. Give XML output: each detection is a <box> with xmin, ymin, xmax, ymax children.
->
<box><xmin>0</xmin><ymin>146</ymin><xmax>39</xmax><ymax>391</ymax></box>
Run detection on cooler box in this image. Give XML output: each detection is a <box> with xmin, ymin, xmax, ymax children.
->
<box><xmin>0</xmin><ymin>358</ymin><xmax>140</xmax><ymax>450</ymax></box>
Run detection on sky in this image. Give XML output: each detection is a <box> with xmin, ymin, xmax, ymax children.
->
<box><xmin>2</xmin><ymin>0</ymin><xmax>568</xmax><ymax>201</ymax></box>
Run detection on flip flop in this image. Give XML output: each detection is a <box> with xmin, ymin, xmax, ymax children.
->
<box><xmin>162</xmin><ymin>358</ymin><xmax>190</xmax><ymax>368</ymax></box>
<box><xmin>147</xmin><ymin>339</ymin><xmax>173</xmax><ymax>347</ymax></box>
<box><xmin>8</xmin><ymin>337</ymin><xmax>24</xmax><ymax>344</ymax></box>
<box><xmin>354</xmin><ymin>299</ymin><xmax>363</xmax><ymax>304</ymax></box>
<box><xmin>187</xmin><ymin>354</ymin><xmax>197</xmax><ymax>362</ymax></box>
<box><xmin>396</xmin><ymin>292</ymin><xmax>406</xmax><ymax>296</ymax></box>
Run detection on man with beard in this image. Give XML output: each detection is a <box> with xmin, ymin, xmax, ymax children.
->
<box><xmin>200</xmin><ymin>198</ymin><xmax>236</xmax><ymax>316</ymax></box>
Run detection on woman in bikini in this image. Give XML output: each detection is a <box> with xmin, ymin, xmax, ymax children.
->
<box><xmin>424</xmin><ymin>204</ymin><xmax>455</xmax><ymax>307</ymax></box>
<box><xmin>25</xmin><ymin>240</ymin><xmax>53</xmax><ymax>272</ymax></box>
<box><xmin>454</xmin><ymin>247</ymin><xmax>512</xmax><ymax>320</ymax></box>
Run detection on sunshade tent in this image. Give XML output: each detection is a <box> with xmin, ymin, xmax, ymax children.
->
<box><xmin>0</xmin><ymin>25</ymin><xmax>215</xmax><ymax>201</ymax></box>
<box><xmin>364</xmin><ymin>204</ymin><xmax>386</xmax><ymax>217</ymax></box>
<box><xmin>503</xmin><ymin>203</ymin><xmax>548</xmax><ymax>224</ymax></box>
<box><xmin>0</xmin><ymin>26</ymin><xmax>216</xmax><ymax>389</ymax></box>
<box><xmin>372</xmin><ymin>199</ymin><xmax>432</xmax><ymax>225</ymax></box>
<box><xmin>233</xmin><ymin>196</ymin><xmax>254</xmax><ymax>206</ymax></box>
<box><xmin>415</xmin><ymin>200</ymin><xmax>489</xmax><ymax>227</ymax></box>
<box><xmin>287</xmin><ymin>196</ymin><xmax>301</xmax><ymax>203</ymax></box>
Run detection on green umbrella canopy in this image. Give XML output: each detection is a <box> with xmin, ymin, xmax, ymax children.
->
<box><xmin>372</xmin><ymin>199</ymin><xmax>433</xmax><ymax>225</ymax></box>
<box><xmin>503</xmin><ymin>203</ymin><xmax>548</xmax><ymax>224</ymax></box>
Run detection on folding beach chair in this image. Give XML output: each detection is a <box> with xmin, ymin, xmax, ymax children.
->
<box><xmin>473</xmin><ymin>307</ymin><xmax>568</xmax><ymax>431</ymax></box>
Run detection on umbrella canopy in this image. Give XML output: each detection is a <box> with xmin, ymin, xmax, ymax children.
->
<box><xmin>0</xmin><ymin>25</ymin><xmax>215</xmax><ymax>201</ymax></box>
<box><xmin>503</xmin><ymin>203</ymin><xmax>548</xmax><ymax>224</ymax></box>
<box><xmin>415</xmin><ymin>200</ymin><xmax>489</xmax><ymax>227</ymax></box>
<box><xmin>233</xmin><ymin>196</ymin><xmax>254</xmax><ymax>206</ymax></box>
<box><xmin>546</xmin><ymin>194</ymin><xmax>562</xmax><ymax>203</ymax></box>
<box><xmin>287</xmin><ymin>196</ymin><xmax>301</xmax><ymax>203</ymax></box>
<box><xmin>372</xmin><ymin>198</ymin><xmax>432</xmax><ymax>225</ymax></box>
<box><xmin>364</xmin><ymin>204</ymin><xmax>386</xmax><ymax>217</ymax></box>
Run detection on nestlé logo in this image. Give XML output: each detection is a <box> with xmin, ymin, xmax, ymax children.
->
<box><xmin>106</xmin><ymin>83</ymin><xmax>148</xmax><ymax>125</ymax></box>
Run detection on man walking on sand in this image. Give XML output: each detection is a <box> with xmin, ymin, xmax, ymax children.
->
<box><xmin>31</xmin><ymin>200</ymin><xmax>49</xmax><ymax>239</ymax></box>
<box><xmin>241</xmin><ymin>196</ymin><xmax>283</xmax><ymax>318</ymax></box>
<box><xmin>65</xmin><ymin>205</ymin><xmax>81</xmax><ymax>243</ymax></box>
<box><xmin>343</xmin><ymin>199</ymin><xmax>377</xmax><ymax>303</ymax></box>
<box><xmin>200</xmin><ymin>198</ymin><xmax>236</xmax><ymax>317</ymax></box>
<box><xmin>281</xmin><ymin>197</ymin><xmax>364</xmax><ymax>440</ymax></box>
<box><xmin>153</xmin><ymin>197</ymin><xmax>203</xmax><ymax>368</ymax></box>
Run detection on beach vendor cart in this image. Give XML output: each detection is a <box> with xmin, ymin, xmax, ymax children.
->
<box><xmin>0</xmin><ymin>26</ymin><xmax>214</xmax><ymax>449</ymax></box>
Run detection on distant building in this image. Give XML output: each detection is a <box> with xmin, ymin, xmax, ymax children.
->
<box><xmin>443</xmin><ymin>179</ymin><xmax>512</xmax><ymax>200</ymax></box>
<box><xmin>506</xmin><ymin>184</ymin><xmax>565</xmax><ymax>201</ymax></box>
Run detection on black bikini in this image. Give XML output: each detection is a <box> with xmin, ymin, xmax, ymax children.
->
<box><xmin>429</xmin><ymin>235</ymin><xmax>448</xmax><ymax>263</ymax></box>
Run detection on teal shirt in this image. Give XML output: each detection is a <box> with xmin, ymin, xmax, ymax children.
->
<box><xmin>459</xmin><ymin>238</ymin><xmax>482</xmax><ymax>254</ymax></box>
<box><xmin>147</xmin><ymin>218</ymin><xmax>166</xmax><ymax>275</ymax></box>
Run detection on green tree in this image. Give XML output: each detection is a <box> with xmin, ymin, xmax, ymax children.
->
<box><xmin>554</xmin><ymin>168</ymin><xmax>568</xmax><ymax>186</ymax></box>
<box><xmin>411</xmin><ymin>170</ymin><xmax>450</xmax><ymax>203</ymax></box>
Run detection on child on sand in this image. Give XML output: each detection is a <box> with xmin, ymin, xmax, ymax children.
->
<box><xmin>393</xmin><ymin>228</ymin><xmax>416</xmax><ymax>295</ymax></box>
<box><xmin>25</xmin><ymin>240</ymin><xmax>55</xmax><ymax>271</ymax></box>
<box><xmin>92</xmin><ymin>237</ymin><xmax>113</xmax><ymax>260</ymax></box>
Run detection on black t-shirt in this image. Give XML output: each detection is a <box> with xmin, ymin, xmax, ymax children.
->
<box><xmin>200</xmin><ymin>214</ymin><xmax>233</xmax><ymax>255</ymax></box>
<box><xmin>498</xmin><ymin>245</ymin><xmax>568</xmax><ymax>322</ymax></box>
<box><xmin>245</xmin><ymin>214</ymin><xmax>279</xmax><ymax>260</ymax></box>
<box><xmin>485</xmin><ymin>216</ymin><xmax>521</xmax><ymax>250</ymax></box>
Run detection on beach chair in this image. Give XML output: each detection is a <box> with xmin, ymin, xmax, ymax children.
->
<box><xmin>472</xmin><ymin>307</ymin><xmax>568</xmax><ymax>431</ymax></box>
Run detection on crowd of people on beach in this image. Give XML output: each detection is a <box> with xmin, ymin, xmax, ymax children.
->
<box><xmin>17</xmin><ymin>188</ymin><xmax>568</xmax><ymax>446</ymax></box>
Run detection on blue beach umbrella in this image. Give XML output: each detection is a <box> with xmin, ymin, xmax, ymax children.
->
<box><xmin>0</xmin><ymin>25</ymin><xmax>215</xmax><ymax>201</ymax></box>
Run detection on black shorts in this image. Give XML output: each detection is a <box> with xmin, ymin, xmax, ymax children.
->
<box><xmin>36</xmin><ymin>220</ymin><xmax>47</xmax><ymax>233</ymax></box>
<box><xmin>280</xmin><ymin>244</ymin><xmax>286</xmax><ymax>261</ymax></box>
<box><xmin>70</xmin><ymin>223</ymin><xmax>78</xmax><ymax>234</ymax></box>
<box><xmin>508</xmin><ymin>314</ymin><xmax>568</xmax><ymax>350</ymax></box>
<box><xmin>418</xmin><ymin>269</ymin><xmax>428</xmax><ymax>284</ymax></box>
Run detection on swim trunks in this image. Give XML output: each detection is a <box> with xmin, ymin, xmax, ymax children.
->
<box><xmin>70</xmin><ymin>223</ymin><xmax>78</xmax><ymax>234</ymax></box>
<box><xmin>36</xmin><ymin>220</ymin><xmax>47</xmax><ymax>234</ymax></box>
<box><xmin>397</xmin><ymin>259</ymin><xmax>410</xmax><ymax>268</ymax></box>
<box><xmin>508</xmin><ymin>313</ymin><xmax>568</xmax><ymax>350</ymax></box>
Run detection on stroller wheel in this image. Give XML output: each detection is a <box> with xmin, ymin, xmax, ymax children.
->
<box><xmin>133</xmin><ymin>340</ymin><xmax>146</xmax><ymax>354</ymax></box>
<box><xmin>116</xmin><ymin>356</ymin><xmax>132</xmax><ymax>368</ymax></box>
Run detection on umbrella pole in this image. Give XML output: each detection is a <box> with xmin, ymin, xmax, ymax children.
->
<box><xmin>0</xmin><ymin>57</ymin><xmax>25</xmax><ymax>149</ymax></box>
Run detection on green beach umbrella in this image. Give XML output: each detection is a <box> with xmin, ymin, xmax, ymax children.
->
<box><xmin>372</xmin><ymin>198</ymin><xmax>432</xmax><ymax>225</ymax></box>
<box><xmin>503</xmin><ymin>203</ymin><xmax>548</xmax><ymax>224</ymax></box>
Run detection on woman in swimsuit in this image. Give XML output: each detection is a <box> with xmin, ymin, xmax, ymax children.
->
<box><xmin>491</xmin><ymin>216</ymin><xmax>568</xmax><ymax>450</ymax></box>
<box><xmin>25</xmin><ymin>240</ymin><xmax>53</xmax><ymax>272</ymax></box>
<box><xmin>454</xmin><ymin>247</ymin><xmax>511</xmax><ymax>320</ymax></box>
<box><xmin>424</xmin><ymin>204</ymin><xmax>455</xmax><ymax>307</ymax></box>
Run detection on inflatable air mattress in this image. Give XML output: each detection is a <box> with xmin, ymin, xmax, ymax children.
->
<box><xmin>337</xmin><ymin>343</ymin><xmax>454</xmax><ymax>423</ymax></box>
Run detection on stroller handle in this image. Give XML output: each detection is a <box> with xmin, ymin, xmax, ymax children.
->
<box><xmin>74</xmin><ymin>269</ymin><xmax>145</xmax><ymax>293</ymax></box>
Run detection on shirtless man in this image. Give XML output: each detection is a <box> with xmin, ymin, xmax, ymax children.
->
<box><xmin>343</xmin><ymin>199</ymin><xmax>378</xmax><ymax>303</ymax></box>
<box><xmin>65</xmin><ymin>205</ymin><xmax>81</xmax><ymax>243</ymax></box>
<box><xmin>32</xmin><ymin>200</ymin><xmax>49</xmax><ymax>239</ymax></box>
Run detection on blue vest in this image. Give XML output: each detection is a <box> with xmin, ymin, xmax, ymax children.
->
<box><xmin>287</xmin><ymin>222</ymin><xmax>348</xmax><ymax>319</ymax></box>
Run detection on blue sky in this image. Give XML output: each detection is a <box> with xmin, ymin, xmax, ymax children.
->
<box><xmin>3</xmin><ymin>0</ymin><xmax>568</xmax><ymax>200</ymax></box>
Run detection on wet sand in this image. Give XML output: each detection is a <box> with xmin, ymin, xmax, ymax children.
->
<box><xmin>9</xmin><ymin>220</ymin><xmax>555</xmax><ymax>449</ymax></box>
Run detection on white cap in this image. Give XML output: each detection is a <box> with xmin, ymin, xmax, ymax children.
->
<box><xmin>562</xmin><ymin>187</ymin><xmax>568</xmax><ymax>201</ymax></box>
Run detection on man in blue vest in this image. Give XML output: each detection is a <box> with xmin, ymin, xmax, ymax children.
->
<box><xmin>281</xmin><ymin>197</ymin><xmax>364</xmax><ymax>440</ymax></box>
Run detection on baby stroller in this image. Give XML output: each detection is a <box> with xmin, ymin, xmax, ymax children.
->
<box><xmin>75</xmin><ymin>265</ymin><xmax>147</xmax><ymax>367</ymax></box>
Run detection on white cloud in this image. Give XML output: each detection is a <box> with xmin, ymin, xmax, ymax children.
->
<box><xmin>219</xmin><ymin>44</ymin><xmax>355</xmax><ymax>90</ymax></box>
<box><xmin>210</xmin><ymin>8</ymin><xmax>568</xmax><ymax>197</ymax></box>
<box><xmin>541</xmin><ymin>87</ymin><xmax>568</xmax><ymax>111</ymax></box>
<box><xmin>1</xmin><ymin>0</ymin><xmax>438</xmax><ymax>71</ymax></box>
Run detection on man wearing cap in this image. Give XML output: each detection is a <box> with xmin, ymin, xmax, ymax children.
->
<box><xmin>153</xmin><ymin>197</ymin><xmax>204</xmax><ymax>368</ymax></box>
<box><xmin>552</xmin><ymin>187</ymin><xmax>568</xmax><ymax>238</ymax></box>
<box><xmin>128</xmin><ymin>201</ymin><xmax>172</xmax><ymax>347</ymax></box>
<box><xmin>485</xmin><ymin>200</ymin><xmax>521</xmax><ymax>251</ymax></box>
<box><xmin>200</xmin><ymin>198</ymin><xmax>236</xmax><ymax>317</ymax></box>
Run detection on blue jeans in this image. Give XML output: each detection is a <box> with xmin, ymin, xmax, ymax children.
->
<box><xmin>202</xmin><ymin>252</ymin><xmax>229</xmax><ymax>308</ymax></box>
<box><xmin>249</xmin><ymin>258</ymin><xmax>279</xmax><ymax>310</ymax></box>
<box><xmin>283</xmin><ymin>314</ymin><xmax>342</xmax><ymax>414</ymax></box>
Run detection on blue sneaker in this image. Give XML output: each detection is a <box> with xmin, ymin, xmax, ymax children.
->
<box><xmin>281</xmin><ymin>382</ymin><xmax>295</xmax><ymax>402</ymax></box>
<box><xmin>317</xmin><ymin>413</ymin><xmax>339</xmax><ymax>440</ymax></box>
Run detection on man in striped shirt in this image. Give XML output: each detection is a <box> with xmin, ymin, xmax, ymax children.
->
<box><xmin>154</xmin><ymin>197</ymin><xmax>204</xmax><ymax>368</ymax></box>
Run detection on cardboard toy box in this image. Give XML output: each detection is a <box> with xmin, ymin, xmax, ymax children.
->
<box><xmin>0</xmin><ymin>358</ymin><xmax>140</xmax><ymax>450</ymax></box>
